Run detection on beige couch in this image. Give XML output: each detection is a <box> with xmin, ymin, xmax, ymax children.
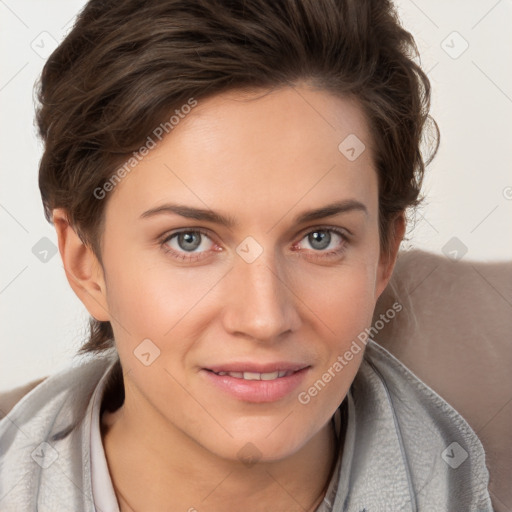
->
<box><xmin>1</xmin><ymin>249</ymin><xmax>510</xmax><ymax>510</ymax></box>
<box><xmin>374</xmin><ymin>249</ymin><xmax>512</xmax><ymax>512</ymax></box>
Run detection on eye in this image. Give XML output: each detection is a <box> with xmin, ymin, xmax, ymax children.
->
<box><xmin>161</xmin><ymin>230</ymin><xmax>216</xmax><ymax>260</ymax></box>
<box><xmin>294</xmin><ymin>228</ymin><xmax>348</xmax><ymax>258</ymax></box>
<box><xmin>159</xmin><ymin>227</ymin><xmax>348</xmax><ymax>263</ymax></box>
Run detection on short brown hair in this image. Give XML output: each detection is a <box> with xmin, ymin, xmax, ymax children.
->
<box><xmin>36</xmin><ymin>0</ymin><xmax>439</xmax><ymax>354</ymax></box>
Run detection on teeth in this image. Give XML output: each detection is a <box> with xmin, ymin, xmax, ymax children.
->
<box><xmin>215</xmin><ymin>370</ymin><xmax>291</xmax><ymax>380</ymax></box>
<box><xmin>260</xmin><ymin>371</ymin><xmax>279</xmax><ymax>381</ymax></box>
<box><xmin>243</xmin><ymin>372</ymin><xmax>262</xmax><ymax>380</ymax></box>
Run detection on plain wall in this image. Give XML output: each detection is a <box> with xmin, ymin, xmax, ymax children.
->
<box><xmin>1</xmin><ymin>0</ymin><xmax>511</xmax><ymax>389</ymax></box>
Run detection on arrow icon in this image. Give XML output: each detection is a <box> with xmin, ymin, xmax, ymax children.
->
<box><xmin>440</xmin><ymin>31</ymin><xmax>469</xmax><ymax>60</ymax></box>
<box><xmin>32</xmin><ymin>237</ymin><xmax>58</xmax><ymax>262</ymax></box>
<box><xmin>442</xmin><ymin>236</ymin><xmax>468</xmax><ymax>261</ymax></box>
<box><xmin>31</xmin><ymin>442</ymin><xmax>58</xmax><ymax>468</ymax></box>
<box><xmin>338</xmin><ymin>134</ymin><xmax>365</xmax><ymax>161</ymax></box>
<box><xmin>441</xmin><ymin>441</ymin><xmax>468</xmax><ymax>468</ymax></box>
<box><xmin>134</xmin><ymin>338</ymin><xmax>161</xmax><ymax>366</ymax></box>
<box><xmin>236</xmin><ymin>236</ymin><xmax>263</xmax><ymax>263</ymax></box>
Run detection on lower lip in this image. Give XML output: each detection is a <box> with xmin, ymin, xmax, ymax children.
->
<box><xmin>201</xmin><ymin>368</ymin><xmax>310</xmax><ymax>403</ymax></box>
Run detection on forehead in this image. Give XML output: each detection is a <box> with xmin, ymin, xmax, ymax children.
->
<box><xmin>104</xmin><ymin>85</ymin><xmax>377</xmax><ymax>225</ymax></box>
<box><xmin>162</xmin><ymin>85</ymin><xmax>373</xmax><ymax>173</ymax></box>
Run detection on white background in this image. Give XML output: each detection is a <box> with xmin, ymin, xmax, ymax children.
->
<box><xmin>1</xmin><ymin>0</ymin><xmax>511</xmax><ymax>389</ymax></box>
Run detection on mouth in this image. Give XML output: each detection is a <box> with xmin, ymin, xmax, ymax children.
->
<box><xmin>201</xmin><ymin>364</ymin><xmax>310</xmax><ymax>403</ymax></box>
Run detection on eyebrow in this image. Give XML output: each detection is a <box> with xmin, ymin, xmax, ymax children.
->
<box><xmin>140</xmin><ymin>199</ymin><xmax>368</xmax><ymax>227</ymax></box>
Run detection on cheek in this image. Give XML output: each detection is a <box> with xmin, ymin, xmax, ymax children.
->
<box><xmin>311</xmin><ymin>275</ymin><xmax>374</xmax><ymax>329</ymax></box>
<box><xmin>297</xmin><ymin>257</ymin><xmax>378</xmax><ymax>339</ymax></box>
<box><xmin>102</xmin><ymin>251</ymin><xmax>227</xmax><ymax>349</ymax></box>
<box><xmin>314</xmin><ymin>277</ymin><xmax>374</xmax><ymax>355</ymax></box>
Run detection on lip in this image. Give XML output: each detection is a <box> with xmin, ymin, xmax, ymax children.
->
<box><xmin>201</xmin><ymin>363</ymin><xmax>310</xmax><ymax>403</ymax></box>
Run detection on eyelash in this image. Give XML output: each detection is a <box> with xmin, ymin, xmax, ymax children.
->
<box><xmin>159</xmin><ymin>226</ymin><xmax>349</xmax><ymax>263</ymax></box>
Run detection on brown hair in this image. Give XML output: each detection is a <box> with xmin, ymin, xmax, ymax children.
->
<box><xmin>36</xmin><ymin>0</ymin><xmax>439</xmax><ymax>355</ymax></box>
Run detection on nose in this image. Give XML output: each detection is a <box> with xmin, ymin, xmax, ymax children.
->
<box><xmin>221</xmin><ymin>255</ymin><xmax>301</xmax><ymax>343</ymax></box>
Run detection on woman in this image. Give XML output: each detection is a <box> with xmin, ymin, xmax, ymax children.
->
<box><xmin>0</xmin><ymin>0</ymin><xmax>494</xmax><ymax>510</ymax></box>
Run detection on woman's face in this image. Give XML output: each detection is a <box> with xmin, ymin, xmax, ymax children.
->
<box><xmin>97</xmin><ymin>84</ymin><xmax>396</xmax><ymax>462</ymax></box>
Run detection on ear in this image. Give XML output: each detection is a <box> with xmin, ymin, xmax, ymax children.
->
<box><xmin>52</xmin><ymin>208</ymin><xmax>110</xmax><ymax>322</ymax></box>
<box><xmin>374</xmin><ymin>211</ymin><xmax>406</xmax><ymax>300</ymax></box>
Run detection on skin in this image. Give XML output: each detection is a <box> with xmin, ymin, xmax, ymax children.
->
<box><xmin>53</xmin><ymin>83</ymin><xmax>405</xmax><ymax>511</ymax></box>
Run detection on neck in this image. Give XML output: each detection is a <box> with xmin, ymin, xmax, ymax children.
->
<box><xmin>101</xmin><ymin>400</ymin><xmax>341</xmax><ymax>512</ymax></box>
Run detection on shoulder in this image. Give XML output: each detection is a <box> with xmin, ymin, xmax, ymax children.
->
<box><xmin>361</xmin><ymin>340</ymin><xmax>489</xmax><ymax>445</ymax></box>
<box><xmin>0</xmin><ymin>351</ymin><xmax>117</xmax><ymax>431</ymax></box>
<box><xmin>0</xmin><ymin>350</ymin><xmax>118</xmax><ymax>511</ymax></box>
<box><xmin>0</xmin><ymin>378</ymin><xmax>47</xmax><ymax>420</ymax></box>
<box><xmin>352</xmin><ymin>340</ymin><xmax>493</xmax><ymax>510</ymax></box>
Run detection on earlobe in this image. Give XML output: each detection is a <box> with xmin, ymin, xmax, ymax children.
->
<box><xmin>52</xmin><ymin>208</ymin><xmax>110</xmax><ymax>322</ymax></box>
<box><xmin>375</xmin><ymin>212</ymin><xmax>406</xmax><ymax>300</ymax></box>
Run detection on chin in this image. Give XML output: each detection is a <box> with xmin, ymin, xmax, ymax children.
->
<box><xmin>200</xmin><ymin>422</ymin><xmax>316</xmax><ymax>465</ymax></box>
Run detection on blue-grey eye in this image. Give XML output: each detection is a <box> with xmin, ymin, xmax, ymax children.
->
<box><xmin>307</xmin><ymin>230</ymin><xmax>332</xmax><ymax>250</ymax></box>
<box><xmin>166</xmin><ymin>231</ymin><xmax>213</xmax><ymax>253</ymax></box>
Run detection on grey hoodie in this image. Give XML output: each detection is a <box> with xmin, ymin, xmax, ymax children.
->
<box><xmin>0</xmin><ymin>341</ymin><xmax>494</xmax><ymax>511</ymax></box>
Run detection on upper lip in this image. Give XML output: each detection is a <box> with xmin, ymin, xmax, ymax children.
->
<box><xmin>205</xmin><ymin>362</ymin><xmax>310</xmax><ymax>373</ymax></box>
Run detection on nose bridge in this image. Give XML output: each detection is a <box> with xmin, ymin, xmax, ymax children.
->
<box><xmin>222</xmin><ymin>249</ymin><xmax>300</xmax><ymax>341</ymax></box>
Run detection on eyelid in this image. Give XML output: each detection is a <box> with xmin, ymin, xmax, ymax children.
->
<box><xmin>295</xmin><ymin>224</ymin><xmax>351</xmax><ymax>242</ymax></box>
<box><xmin>160</xmin><ymin>227</ymin><xmax>216</xmax><ymax>244</ymax></box>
